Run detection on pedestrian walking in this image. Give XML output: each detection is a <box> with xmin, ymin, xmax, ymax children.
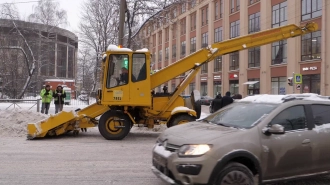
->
<box><xmin>53</xmin><ymin>85</ymin><xmax>66</xmax><ymax>114</ymax></box>
<box><xmin>220</xmin><ymin>91</ymin><xmax>234</xmax><ymax>108</ymax></box>
<box><xmin>211</xmin><ymin>93</ymin><xmax>222</xmax><ymax>113</ymax></box>
<box><xmin>40</xmin><ymin>85</ymin><xmax>52</xmax><ymax>115</ymax></box>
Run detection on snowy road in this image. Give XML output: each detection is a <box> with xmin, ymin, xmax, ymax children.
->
<box><xmin>1</xmin><ymin>105</ymin><xmax>330</xmax><ymax>185</ymax></box>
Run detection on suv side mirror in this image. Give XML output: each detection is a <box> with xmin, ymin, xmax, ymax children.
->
<box><xmin>264</xmin><ymin>124</ymin><xmax>285</xmax><ymax>135</ymax></box>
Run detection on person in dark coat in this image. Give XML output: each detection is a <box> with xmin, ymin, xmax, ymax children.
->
<box><xmin>220</xmin><ymin>91</ymin><xmax>234</xmax><ymax>108</ymax></box>
<box><xmin>53</xmin><ymin>85</ymin><xmax>66</xmax><ymax>114</ymax></box>
<box><xmin>211</xmin><ymin>94</ymin><xmax>222</xmax><ymax>112</ymax></box>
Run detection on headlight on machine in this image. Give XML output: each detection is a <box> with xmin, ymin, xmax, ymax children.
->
<box><xmin>178</xmin><ymin>144</ymin><xmax>212</xmax><ymax>157</ymax></box>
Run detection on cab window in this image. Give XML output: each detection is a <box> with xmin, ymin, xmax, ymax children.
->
<box><xmin>132</xmin><ymin>53</ymin><xmax>147</xmax><ymax>82</ymax></box>
<box><xmin>106</xmin><ymin>54</ymin><xmax>129</xmax><ymax>88</ymax></box>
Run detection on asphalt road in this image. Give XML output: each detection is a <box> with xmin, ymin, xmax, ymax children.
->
<box><xmin>1</xmin><ymin>105</ymin><xmax>330</xmax><ymax>185</ymax></box>
<box><xmin>0</xmin><ymin>128</ymin><xmax>167</xmax><ymax>185</ymax></box>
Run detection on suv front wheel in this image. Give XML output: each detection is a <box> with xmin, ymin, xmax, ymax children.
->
<box><xmin>213</xmin><ymin>162</ymin><xmax>254</xmax><ymax>185</ymax></box>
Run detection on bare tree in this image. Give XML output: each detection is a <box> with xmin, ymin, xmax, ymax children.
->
<box><xmin>78</xmin><ymin>0</ymin><xmax>119</xmax><ymax>92</ymax></box>
<box><xmin>28</xmin><ymin>0</ymin><xmax>68</xmax><ymax>30</ymax></box>
<box><xmin>76</xmin><ymin>47</ymin><xmax>94</xmax><ymax>92</ymax></box>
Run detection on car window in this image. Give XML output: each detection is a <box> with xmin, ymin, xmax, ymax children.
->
<box><xmin>271</xmin><ymin>106</ymin><xmax>306</xmax><ymax>131</ymax></box>
<box><xmin>204</xmin><ymin>103</ymin><xmax>278</xmax><ymax>128</ymax></box>
<box><xmin>311</xmin><ymin>105</ymin><xmax>330</xmax><ymax>125</ymax></box>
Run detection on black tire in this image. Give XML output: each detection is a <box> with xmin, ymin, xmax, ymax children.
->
<box><xmin>98</xmin><ymin>110</ymin><xmax>131</xmax><ymax>140</ymax></box>
<box><xmin>168</xmin><ymin>114</ymin><xmax>196</xmax><ymax>127</ymax></box>
<box><xmin>213</xmin><ymin>162</ymin><xmax>254</xmax><ymax>185</ymax></box>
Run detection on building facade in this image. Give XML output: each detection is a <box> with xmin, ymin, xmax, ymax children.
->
<box><xmin>0</xmin><ymin>19</ymin><xmax>78</xmax><ymax>97</ymax></box>
<box><xmin>133</xmin><ymin>0</ymin><xmax>330</xmax><ymax>98</ymax></box>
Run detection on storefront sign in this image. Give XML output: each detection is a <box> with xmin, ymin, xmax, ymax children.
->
<box><xmin>302</xmin><ymin>66</ymin><xmax>317</xmax><ymax>71</ymax></box>
<box><xmin>213</xmin><ymin>75</ymin><xmax>221</xmax><ymax>80</ymax></box>
<box><xmin>201</xmin><ymin>77</ymin><xmax>207</xmax><ymax>81</ymax></box>
<box><xmin>229</xmin><ymin>74</ymin><xmax>238</xmax><ymax>79</ymax></box>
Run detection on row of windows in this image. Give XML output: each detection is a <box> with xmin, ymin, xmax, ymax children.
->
<box><xmin>156</xmin><ymin>31</ymin><xmax>321</xmax><ymax>72</ymax></box>
<box><xmin>146</xmin><ymin>0</ymin><xmax>320</xmax><ymax>37</ymax></box>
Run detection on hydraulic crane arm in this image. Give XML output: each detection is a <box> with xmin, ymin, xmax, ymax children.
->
<box><xmin>150</xmin><ymin>22</ymin><xmax>318</xmax><ymax>89</ymax></box>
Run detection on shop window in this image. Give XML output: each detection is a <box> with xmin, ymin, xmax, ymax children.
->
<box><xmin>230</xmin><ymin>52</ymin><xmax>239</xmax><ymax>70</ymax></box>
<box><xmin>214</xmin><ymin>56</ymin><xmax>222</xmax><ymax>72</ymax></box>
<box><xmin>271</xmin><ymin>77</ymin><xmax>287</xmax><ymax>95</ymax></box>
<box><xmin>249</xmin><ymin>12</ymin><xmax>260</xmax><ymax>33</ymax></box>
<box><xmin>172</xmin><ymin>83</ymin><xmax>176</xmax><ymax>92</ymax></box>
<box><xmin>301</xmin><ymin>31</ymin><xmax>321</xmax><ymax>61</ymax></box>
<box><xmin>247</xmin><ymin>78</ymin><xmax>260</xmax><ymax>95</ymax></box>
<box><xmin>248</xmin><ymin>47</ymin><xmax>260</xmax><ymax>68</ymax></box>
<box><xmin>302</xmin><ymin>0</ymin><xmax>322</xmax><ymax>21</ymax></box>
<box><xmin>272</xmin><ymin>1</ymin><xmax>287</xmax><ymax>28</ymax></box>
<box><xmin>201</xmin><ymin>82</ymin><xmax>208</xmax><ymax>96</ymax></box>
<box><xmin>189</xmin><ymin>82</ymin><xmax>195</xmax><ymax>93</ymax></box>
<box><xmin>213</xmin><ymin>81</ymin><xmax>222</xmax><ymax>98</ymax></box>
<box><xmin>229</xmin><ymin>80</ymin><xmax>239</xmax><ymax>95</ymax></box>
<box><xmin>301</xmin><ymin>74</ymin><xmax>320</xmax><ymax>94</ymax></box>
<box><xmin>271</xmin><ymin>40</ymin><xmax>287</xmax><ymax>65</ymax></box>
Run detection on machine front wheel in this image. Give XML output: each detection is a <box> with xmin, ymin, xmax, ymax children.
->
<box><xmin>168</xmin><ymin>114</ymin><xmax>196</xmax><ymax>127</ymax></box>
<box><xmin>98</xmin><ymin>110</ymin><xmax>131</xmax><ymax>140</ymax></box>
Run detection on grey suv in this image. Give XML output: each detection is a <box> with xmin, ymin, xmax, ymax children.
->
<box><xmin>151</xmin><ymin>94</ymin><xmax>330</xmax><ymax>185</ymax></box>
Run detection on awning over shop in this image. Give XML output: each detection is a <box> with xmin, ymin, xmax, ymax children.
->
<box><xmin>243</xmin><ymin>81</ymin><xmax>259</xmax><ymax>85</ymax></box>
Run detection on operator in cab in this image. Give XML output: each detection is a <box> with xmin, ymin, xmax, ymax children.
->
<box><xmin>116</xmin><ymin>67</ymin><xmax>136</xmax><ymax>85</ymax></box>
<box><xmin>117</xmin><ymin>67</ymin><xmax>129</xmax><ymax>84</ymax></box>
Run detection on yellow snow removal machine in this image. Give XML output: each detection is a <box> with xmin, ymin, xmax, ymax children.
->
<box><xmin>27</xmin><ymin>22</ymin><xmax>318</xmax><ymax>140</ymax></box>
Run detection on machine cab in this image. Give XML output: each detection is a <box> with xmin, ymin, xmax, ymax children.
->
<box><xmin>100</xmin><ymin>45</ymin><xmax>151</xmax><ymax>107</ymax></box>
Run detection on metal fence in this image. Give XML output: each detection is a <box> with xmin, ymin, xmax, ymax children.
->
<box><xmin>0</xmin><ymin>99</ymin><xmax>41</xmax><ymax>112</ymax></box>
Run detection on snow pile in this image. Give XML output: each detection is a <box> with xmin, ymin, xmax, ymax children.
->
<box><xmin>0</xmin><ymin>109</ymin><xmax>48</xmax><ymax>137</ymax></box>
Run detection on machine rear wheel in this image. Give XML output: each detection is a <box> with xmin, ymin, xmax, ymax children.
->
<box><xmin>98</xmin><ymin>110</ymin><xmax>131</xmax><ymax>140</ymax></box>
<box><xmin>168</xmin><ymin>114</ymin><xmax>196</xmax><ymax>127</ymax></box>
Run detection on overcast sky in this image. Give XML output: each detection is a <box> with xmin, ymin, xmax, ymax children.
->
<box><xmin>1</xmin><ymin>0</ymin><xmax>82</xmax><ymax>34</ymax></box>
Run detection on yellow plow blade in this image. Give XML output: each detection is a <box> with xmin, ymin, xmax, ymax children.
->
<box><xmin>27</xmin><ymin>103</ymin><xmax>110</xmax><ymax>139</ymax></box>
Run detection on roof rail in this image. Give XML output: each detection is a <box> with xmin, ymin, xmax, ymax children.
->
<box><xmin>283</xmin><ymin>93</ymin><xmax>330</xmax><ymax>102</ymax></box>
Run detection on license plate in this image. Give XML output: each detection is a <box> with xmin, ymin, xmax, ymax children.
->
<box><xmin>153</xmin><ymin>152</ymin><xmax>167</xmax><ymax>167</ymax></box>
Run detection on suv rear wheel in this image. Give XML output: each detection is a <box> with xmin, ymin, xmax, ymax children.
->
<box><xmin>213</xmin><ymin>162</ymin><xmax>254</xmax><ymax>185</ymax></box>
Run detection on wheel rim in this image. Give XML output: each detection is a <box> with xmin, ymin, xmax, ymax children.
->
<box><xmin>220</xmin><ymin>171</ymin><xmax>251</xmax><ymax>185</ymax></box>
<box><xmin>105</xmin><ymin>116</ymin><xmax>123</xmax><ymax>134</ymax></box>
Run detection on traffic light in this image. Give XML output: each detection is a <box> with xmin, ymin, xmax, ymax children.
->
<box><xmin>288</xmin><ymin>77</ymin><xmax>293</xmax><ymax>86</ymax></box>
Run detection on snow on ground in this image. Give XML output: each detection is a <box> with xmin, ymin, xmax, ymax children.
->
<box><xmin>0</xmin><ymin>109</ymin><xmax>49</xmax><ymax>137</ymax></box>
